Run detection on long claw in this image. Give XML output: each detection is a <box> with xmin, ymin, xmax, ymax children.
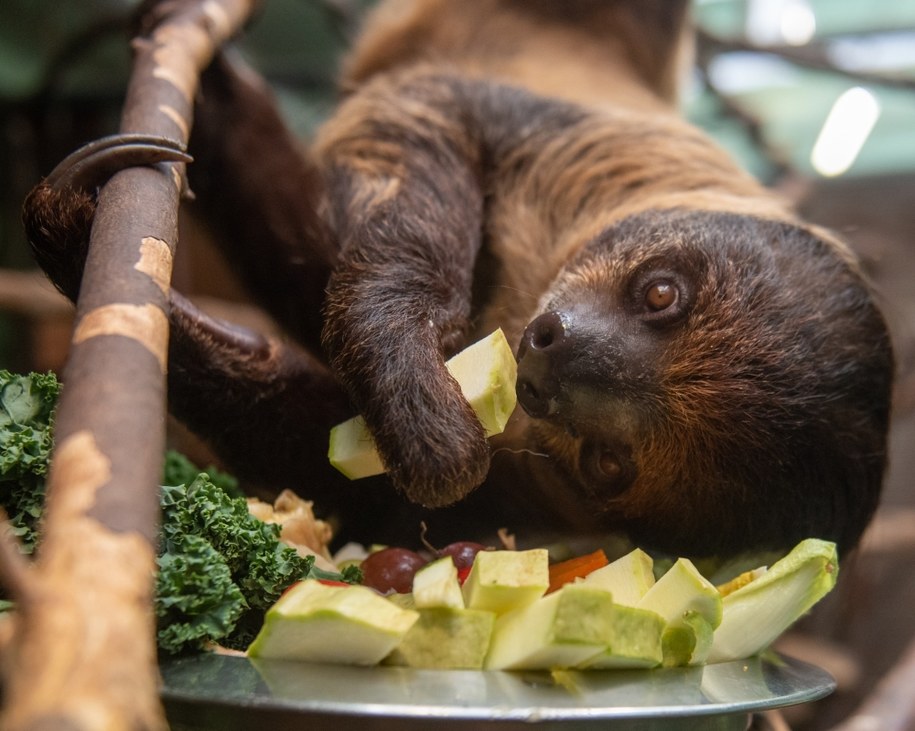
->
<box><xmin>44</xmin><ymin>133</ymin><xmax>192</xmax><ymax>192</ymax></box>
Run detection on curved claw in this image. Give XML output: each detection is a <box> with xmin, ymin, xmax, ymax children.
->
<box><xmin>23</xmin><ymin>134</ymin><xmax>192</xmax><ymax>302</ymax></box>
<box><xmin>44</xmin><ymin>133</ymin><xmax>193</xmax><ymax>192</ymax></box>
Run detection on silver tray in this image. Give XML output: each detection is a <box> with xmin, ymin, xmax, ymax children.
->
<box><xmin>160</xmin><ymin>652</ymin><xmax>835</xmax><ymax>730</ymax></box>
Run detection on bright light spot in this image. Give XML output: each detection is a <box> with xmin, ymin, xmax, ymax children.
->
<box><xmin>707</xmin><ymin>52</ymin><xmax>800</xmax><ymax>94</ymax></box>
<box><xmin>746</xmin><ymin>0</ymin><xmax>816</xmax><ymax>46</ymax></box>
<box><xmin>810</xmin><ymin>87</ymin><xmax>881</xmax><ymax>177</ymax></box>
<box><xmin>780</xmin><ymin>2</ymin><xmax>816</xmax><ymax>46</ymax></box>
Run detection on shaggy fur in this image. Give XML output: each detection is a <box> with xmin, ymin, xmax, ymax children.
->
<box><xmin>24</xmin><ymin>0</ymin><xmax>894</xmax><ymax>560</ymax></box>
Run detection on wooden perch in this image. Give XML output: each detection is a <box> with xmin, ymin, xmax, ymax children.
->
<box><xmin>0</xmin><ymin>1</ymin><xmax>257</xmax><ymax>729</ymax></box>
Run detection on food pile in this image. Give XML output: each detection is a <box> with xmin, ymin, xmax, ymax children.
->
<box><xmin>247</xmin><ymin>538</ymin><xmax>838</xmax><ymax>671</ymax></box>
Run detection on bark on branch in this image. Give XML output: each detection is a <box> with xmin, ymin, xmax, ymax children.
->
<box><xmin>0</xmin><ymin>2</ymin><xmax>257</xmax><ymax>729</ymax></box>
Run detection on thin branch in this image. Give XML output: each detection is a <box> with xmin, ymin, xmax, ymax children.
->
<box><xmin>697</xmin><ymin>29</ymin><xmax>915</xmax><ymax>92</ymax></box>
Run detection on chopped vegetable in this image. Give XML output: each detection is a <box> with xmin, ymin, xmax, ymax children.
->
<box><xmin>462</xmin><ymin>548</ymin><xmax>549</xmax><ymax>614</ymax></box>
<box><xmin>247</xmin><ymin>579</ymin><xmax>419</xmax><ymax>665</ymax></box>
<box><xmin>156</xmin><ymin>474</ymin><xmax>320</xmax><ymax>653</ymax></box>
<box><xmin>580</xmin><ymin>548</ymin><xmax>656</xmax><ymax>605</ymax></box>
<box><xmin>386</xmin><ymin>607</ymin><xmax>496</xmax><ymax>669</ymax></box>
<box><xmin>547</xmin><ymin>548</ymin><xmax>609</xmax><ymax>593</ymax></box>
<box><xmin>486</xmin><ymin>584</ymin><xmax>642</xmax><ymax>670</ymax></box>
<box><xmin>328</xmin><ymin>328</ymin><xmax>518</xmax><ymax>479</ymax></box>
<box><xmin>709</xmin><ymin>538</ymin><xmax>838</xmax><ymax>663</ymax></box>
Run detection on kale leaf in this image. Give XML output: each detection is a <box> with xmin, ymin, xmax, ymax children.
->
<box><xmin>157</xmin><ymin>474</ymin><xmax>315</xmax><ymax>653</ymax></box>
<box><xmin>0</xmin><ymin>370</ymin><xmax>59</xmax><ymax>554</ymax></box>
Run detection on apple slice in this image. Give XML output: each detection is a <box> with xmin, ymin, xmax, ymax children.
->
<box><xmin>580</xmin><ymin>548</ymin><xmax>656</xmax><ymax>605</ymax></box>
<box><xmin>461</xmin><ymin>549</ymin><xmax>549</xmax><ymax>615</ymax></box>
<box><xmin>484</xmin><ymin>584</ymin><xmax>661</xmax><ymax>670</ymax></box>
<box><xmin>413</xmin><ymin>556</ymin><xmax>464</xmax><ymax>609</ymax></box>
<box><xmin>246</xmin><ymin>580</ymin><xmax>418</xmax><ymax>665</ymax></box>
<box><xmin>328</xmin><ymin>328</ymin><xmax>518</xmax><ymax>479</ymax></box>
<box><xmin>385</xmin><ymin>607</ymin><xmax>496</xmax><ymax>669</ymax></box>
<box><xmin>635</xmin><ymin>557</ymin><xmax>722</xmax><ymax>667</ymax></box>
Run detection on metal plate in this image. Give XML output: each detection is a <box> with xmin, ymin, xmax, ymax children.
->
<box><xmin>161</xmin><ymin>652</ymin><xmax>835</xmax><ymax>731</ymax></box>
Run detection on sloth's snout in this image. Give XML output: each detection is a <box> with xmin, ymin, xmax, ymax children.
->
<box><xmin>516</xmin><ymin>311</ymin><xmax>572</xmax><ymax>418</ymax></box>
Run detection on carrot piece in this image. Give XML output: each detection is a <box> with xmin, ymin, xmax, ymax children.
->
<box><xmin>547</xmin><ymin>549</ymin><xmax>609</xmax><ymax>593</ymax></box>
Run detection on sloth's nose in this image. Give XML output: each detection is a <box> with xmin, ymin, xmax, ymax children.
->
<box><xmin>516</xmin><ymin>311</ymin><xmax>572</xmax><ymax>418</ymax></box>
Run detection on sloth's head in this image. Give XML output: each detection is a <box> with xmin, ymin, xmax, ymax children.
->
<box><xmin>513</xmin><ymin>209</ymin><xmax>893</xmax><ymax>559</ymax></box>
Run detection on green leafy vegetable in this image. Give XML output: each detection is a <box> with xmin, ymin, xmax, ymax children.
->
<box><xmin>0</xmin><ymin>370</ymin><xmax>59</xmax><ymax>554</ymax></box>
<box><xmin>157</xmin><ymin>474</ymin><xmax>316</xmax><ymax>653</ymax></box>
<box><xmin>0</xmin><ymin>370</ymin><xmax>357</xmax><ymax>654</ymax></box>
<box><xmin>162</xmin><ymin>449</ymin><xmax>242</xmax><ymax>498</ymax></box>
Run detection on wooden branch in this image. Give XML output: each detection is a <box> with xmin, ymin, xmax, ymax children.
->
<box><xmin>0</xmin><ymin>2</ymin><xmax>257</xmax><ymax>729</ymax></box>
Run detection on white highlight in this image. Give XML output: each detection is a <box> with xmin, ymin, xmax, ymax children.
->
<box><xmin>810</xmin><ymin>87</ymin><xmax>881</xmax><ymax>177</ymax></box>
<box><xmin>746</xmin><ymin>0</ymin><xmax>816</xmax><ymax>47</ymax></box>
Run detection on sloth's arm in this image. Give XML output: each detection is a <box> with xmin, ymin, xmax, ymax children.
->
<box><xmin>187</xmin><ymin>51</ymin><xmax>337</xmax><ymax>351</ymax></box>
<box><xmin>21</xmin><ymin>53</ymin><xmax>350</xmax><ymax>491</ymax></box>
<box><xmin>319</xmin><ymin>74</ymin><xmax>490</xmax><ymax>509</ymax></box>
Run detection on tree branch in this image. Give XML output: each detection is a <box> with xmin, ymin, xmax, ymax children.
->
<box><xmin>0</xmin><ymin>2</ymin><xmax>257</xmax><ymax>729</ymax></box>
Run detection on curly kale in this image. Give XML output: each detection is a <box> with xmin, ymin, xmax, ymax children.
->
<box><xmin>0</xmin><ymin>370</ymin><xmax>59</xmax><ymax>554</ymax></box>
<box><xmin>156</xmin><ymin>475</ymin><xmax>316</xmax><ymax>653</ymax></box>
<box><xmin>162</xmin><ymin>449</ymin><xmax>243</xmax><ymax>499</ymax></box>
<box><xmin>0</xmin><ymin>370</ymin><xmax>358</xmax><ymax>655</ymax></box>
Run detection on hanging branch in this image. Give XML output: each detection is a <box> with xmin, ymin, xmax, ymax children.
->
<box><xmin>0</xmin><ymin>1</ymin><xmax>257</xmax><ymax>729</ymax></box>
<box><xmin>697</xmin><ymin>29</ymin><xmax>915</xmax><ymax>93</ymax></box>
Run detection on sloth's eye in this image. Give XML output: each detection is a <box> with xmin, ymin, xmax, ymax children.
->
<box><xmin>597</xmin><ymin>451</ymin><xmax>622</xmax><ymax>480</ymax></box>
<box><xmin>581</xmin><ymin>442</ymin><xmax>635</xmax><ymax>496</ymax></box>
<box><xmin>645</xmin><ymin>280</ymin><xmax>677</xmax><ymax>311</ymax></box>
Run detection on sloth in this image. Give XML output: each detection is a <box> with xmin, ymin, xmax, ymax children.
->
<box><xmin>24</xmin><ymin>0</ymin><xmax>894</xmax><ymax>561</ymax></box>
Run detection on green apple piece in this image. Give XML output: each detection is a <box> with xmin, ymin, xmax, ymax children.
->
<box><xmin>637</xmin><ymin>557</ymin><xmax>722</xmax><ymax>628</ymax></box>
<box><xmin>385</xmin><ymin>607</ymin><xmax>496</xmax><ymax>669</ymax></box>
<box><xmin>635</xmin><ymin>557</ymin><xmax>721</xmax><ymax>668</ymax></box>
<box><xmin>485</xmin><ymin>585</ymin><xmax>620</xmax><ymax>670</ymax></box>
<box><xmin>579</xmin><ymin>604</ymin><xmax>665</xmax><ymax>669</ymax></box>
<box><xmin>327</xmin><ymin>416</ymin><xmax>386</xmax><ymax>479</ymax></box>
<box><xmin>581</xmin><ymin>548</ymin><xmax>656</xmax><ymax>606</ymax></box>
<box><xmin>443</xmin><ymin>327</ymin><xmax>518</xmax><ymax>437</ymax></box>
<box><xmin>462</xmin><ymin>548</ymin><xmax>549</xmax><ymax>615</ymax></box>
<box><xmin>327</xmin><ymin>328</ymin><xmax>518</xmax><ymax>479</ymax></box>
<box><xmin>247</xmin><ymin>580</ymin><xmax>419</xmax><ymax>665</ymax></box>
<box><xmin>708</xmin><ymin>538</ymin><xmax>839</xmax><ymax>664</ymax></box>
<box><xmin>660</xmin><ymin>610</ymin><xmax>714</xmax><ymax>667</ymax></box>
<box><xmin>413</xmin><ymin>556</ymin><xmax>464</xmax><ymax>609</ymax></box>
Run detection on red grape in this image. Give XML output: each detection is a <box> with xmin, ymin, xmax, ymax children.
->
<box><xmin>360</xmin><ymin>547</ymin><xmax>427</xmax><ymax>594</ymax></box>
<box><xmin>437</xmin><ymin>541</ymin><xmax>490</xmax><ymax>570</ymax></box>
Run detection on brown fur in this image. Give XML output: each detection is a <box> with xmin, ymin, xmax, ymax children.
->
<box><xmin>23</xmin><ymin>0</ymin><xmax>894</xmax><ymax>561</ymax></box>
<box><xmin>312</xmin><ymin>0</ymin><xmax>892</xmax><ymax>557</ymax></box>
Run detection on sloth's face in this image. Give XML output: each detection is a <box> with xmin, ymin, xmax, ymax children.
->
<box><xmin>507</xmin><ymin>209</ymin><xmax>892</xmax><ymax>558</ymax></box>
